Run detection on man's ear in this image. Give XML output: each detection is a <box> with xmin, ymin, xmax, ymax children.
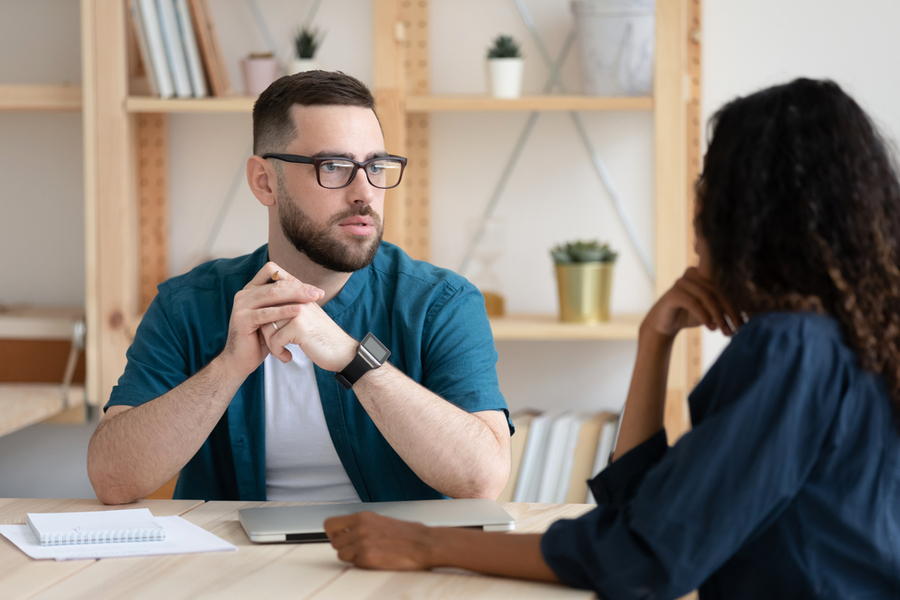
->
<box><xmin>247</xmin><ymin>155</ymin><xmax>277</xmax><ymax>207</ymax></box>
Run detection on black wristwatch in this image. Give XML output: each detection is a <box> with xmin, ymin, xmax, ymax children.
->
<box><xmin>335</xmin><ymin>333</ymin><xmax>391</xmax><ymax>390</ymax></box>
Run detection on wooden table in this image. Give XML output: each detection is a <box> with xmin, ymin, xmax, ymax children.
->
<box><xmin>1</xmin><ymin>499</ymin><xmax>596</xmax><ymax>600</ymax></box>
<box><xmin>0</xmin><ymin>498</ymin><xmax>202</xmax><ymax>600</ymax></box>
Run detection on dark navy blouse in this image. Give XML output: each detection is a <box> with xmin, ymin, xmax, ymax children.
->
<box><xmin>541</xmin><ymin>312</ymin><xmax>900</xmax><ymax>599</ymax></box>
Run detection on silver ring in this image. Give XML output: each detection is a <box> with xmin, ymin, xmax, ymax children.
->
<box><xmin>271</xmin><ymin>322</ymin><xmax>279</xmax><ymax>332</ymax></box>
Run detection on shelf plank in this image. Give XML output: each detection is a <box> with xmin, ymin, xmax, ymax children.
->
<box><xmin>407</xmin><ymin>95</ymin><xmax>653</xmax><ymax>112</ymax></box>
<box><xmin>125</xmin><ymin>95</ymin><xmax>256</xmax><ymax>113</ymax></box>
<box><xmin>123</xmin><ymin>94</ymin><xmax>654</xmax><ymax>114</ymax></box>
<box><xmin>0</xmin><ymin>85</ymin><xmax>82</xmax><ymax>111</ymax></box>
<box><xmin>490</xmin><ymin>313</ymin><xmax>641</xmax><ymax>340</ymax></box>
<box><xmin>125</xmin><ymin>311</ymin><xmax>641</xmax><ymax>341</ymax></box>
<box><xmin>0</xmin><ymin>306</ymin><xmax>84</xmax><ymax>341</ymax></box>
<box><xmin>0</xmin><ymin>384</ymin><xmax>85</xmax><ymax>437</ymax></box>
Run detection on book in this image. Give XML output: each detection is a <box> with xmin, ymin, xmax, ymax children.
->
<box><xmin>127</xmin><ymin>0</ymin><xmax>159</xmax><ymax>96</ymax></box>
<box><xmin>565</xmin><ymin>411</ymin><xmax>617</xmax><ymax>503</ymax></box>
<box><xmin>497</xmin><ymin>409</ymin><xmax>541</xmax><ymax>502</ymax></box>
<box><xmin>26</xmin><ymin>509</ymin><xmax>165</xmax><ymax>546</ymax></box>
<box><xmin>136</xmin><ymin>0</ymin><xmax>175</xmax><ymax>98</ymax></box>
<box><xmin>536</xmin><ymin>412</ymin><xmax>579</xmax><ymax>503</ymax></box>
<box><xmin>586</xmin><ymin>416</ymin><xmax>621</xmax><ymax>504</ymax></box>
<box><xmin>513</xmin><ymin>411</ymin><xmax>555</xmax><ymax>502</ymax></box>
<box><xmin>188</xmin><ymin>0</ymin><xmax>232</xmax><ymax>96</ymax></box>
<box><xmin>554</xmin><ymin>412</ymin><xmax>589</xmax><ymax>503</ymax></box>
<box><xmin>174</xmin><ymin>0</ymin><xmax>208</xmax><ymax>98</ymax></box>
<box><xmin>155</xmin><ymin>0</ymin><xmax>193</xmax><ymax>98</ymax></box>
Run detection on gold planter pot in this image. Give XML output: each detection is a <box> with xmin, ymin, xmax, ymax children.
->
<box><xmin>555</xmin><ymin>262</ymin><xmax>614</xmax><ymax>323</ymax></box>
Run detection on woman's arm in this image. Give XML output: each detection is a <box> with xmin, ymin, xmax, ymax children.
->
<box><xmin>325</xmin><ymin>512</ymin><xmax>558</xmax><ymax>582</ymax></box>
<box><xmin>613</xmin><ymin>267</ymin><xmax>740</xmax><ymax>460</ymax></box>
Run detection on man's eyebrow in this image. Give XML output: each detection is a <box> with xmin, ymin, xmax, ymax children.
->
<box><xmin>310</xmin><ymin>150</ymin><xmax>390</xmax><ymax>161</ymax></box>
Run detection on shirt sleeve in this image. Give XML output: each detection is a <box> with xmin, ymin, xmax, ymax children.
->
<box><xmin>588</xmin><ymin>428</ymin><xmax>668</xmax><ymax>507</ymax></box>
<box><xmin>541</xmin><ymin>318</ymin><xmax>848</xmax><ymax>598</ymax></box>
<box><xmin>420</xmin><ymin>282</ymin><xmax>510</xmax><ymax>428</ymax></box>
<box><xmin>105</xmin><ymin>288</ymin><xmax>192</xmax><ymax>410</ymax></box>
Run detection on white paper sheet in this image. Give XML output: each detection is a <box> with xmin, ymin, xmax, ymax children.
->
<box><xmin>0</xmin><ymin>515</ymin><xmax>236</xmax><ymax>561</ymax></box>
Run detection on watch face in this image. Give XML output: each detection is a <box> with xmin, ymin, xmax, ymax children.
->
<box><xmin>361</xmin><ymin>333</ymin><xmax>390</xmax><ymax>363</ymax></box>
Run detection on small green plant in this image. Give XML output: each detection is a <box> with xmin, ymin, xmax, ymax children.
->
<box><xmin>293</xmin><ymin>26</ymin><xmax>324</xmax><ymax>59</ymax></box>
<box><xmin>550</xmin><ymin>240</ymin><xmax>618</xmax><ymax>264</ymax></box>
<box><xmin>486</xmin><ymin>35</ymin><xmax>522</xmax><ymax>59</ymax></box>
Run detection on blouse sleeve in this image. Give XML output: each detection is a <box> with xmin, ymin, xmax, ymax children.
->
<box><xmin>588</xmin><ymin>428</ymin><xmax>668</xmax><ymax>507</ymax></box>
<box><xmin>541</xmin><ymin>316</ymin><xmax>849</xmax><ymax>598</ymax></box>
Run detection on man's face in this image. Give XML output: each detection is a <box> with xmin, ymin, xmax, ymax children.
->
<box><xmin>275</xmin><ymin>104</ymin><xmax>386</xmax><ymax>273</ymax></box>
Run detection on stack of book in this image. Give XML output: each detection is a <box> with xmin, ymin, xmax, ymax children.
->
<box><xmin>127</xmin><ymin>0</ymin><xmax>232</xmax><ymax>98</ymax></box>
<box><xmin>498</xmin><ymin>409</ymin><xmax>622</xmax><ymax>504</ymax></box>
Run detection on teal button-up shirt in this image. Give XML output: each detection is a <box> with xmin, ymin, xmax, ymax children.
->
<box><xmin>106</xmin><ymin>243</ymin><xmax>510</xmax><ymax>502</ymax></box>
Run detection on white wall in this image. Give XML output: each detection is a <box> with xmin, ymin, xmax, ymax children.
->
<box><xmin>3</xmin><ymin>0</ymin><xmax>900</xmax><ymax>497</ymax></box>
<box><xmin>700</xmin><ymin>0</ymin><xmax>900</xmax><ymax>367</ymax></box>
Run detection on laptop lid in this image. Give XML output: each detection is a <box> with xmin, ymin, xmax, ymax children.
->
<box><xmin>238</xmin><ymin>498</ymin><xmax>516</xmax><ymax>543</ymax></box>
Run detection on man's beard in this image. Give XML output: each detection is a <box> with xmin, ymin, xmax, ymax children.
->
<box><xmin>278</xmin><ymin>189</ymin><xmax>383</xmax><ymax>273</ymax></box>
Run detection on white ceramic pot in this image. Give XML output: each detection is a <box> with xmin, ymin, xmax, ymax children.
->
<box><xmin>487</xmin><ymin>58</ymin><xmax>524</xmax><ymax>99</ymax></box>
<box><xmin>288</xmin><ymin>58</ymin><xmax>319</xmax><ymax>75</ymax></box>
<box><xmin>241</xmin><ymin>57</ymin><xmax>282</xmax><ymax>95</ymax></box>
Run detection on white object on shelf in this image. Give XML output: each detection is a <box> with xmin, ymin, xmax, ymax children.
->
<box><xmin>486</xmin><ymin>58</ymin><xmax>525</xmax><ymax>99</ymax></box>
<box><xmin>571</xmin><ymin>0</ymin><xmax>655</xmax><ymax>96</ymax></box>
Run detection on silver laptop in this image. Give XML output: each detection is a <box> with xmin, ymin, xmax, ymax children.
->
<box><xmin>238</xmin><ymin>498</ymin><xmax>516</xmax><ymax>543</ymax></box>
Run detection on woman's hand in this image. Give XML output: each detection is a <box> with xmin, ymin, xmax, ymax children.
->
<box><xmin>326</xmin><ymin>512</ymin><xmax>559</xmax><ymax>584</ymax></box>
<box><xmin>325</xmin><ymin>512</ymin><xmax>435</xmax><ymax>571</ymax></box>
<box><xmin>643</xmin><ymin>267</ymin><xmax>741</xmax><ymax>339</ymax></box>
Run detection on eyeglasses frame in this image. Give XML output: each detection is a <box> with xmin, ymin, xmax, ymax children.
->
<box><xmin>261</xmin><ymin>153</ymin><xmax>408</xmax><ymax>190</ymax></box>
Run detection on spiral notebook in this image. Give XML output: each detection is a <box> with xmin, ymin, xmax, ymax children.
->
<box><xmin>26</xmin><ymin>508</ymin><xmax>165</xmax><ymax>545</ymax></box>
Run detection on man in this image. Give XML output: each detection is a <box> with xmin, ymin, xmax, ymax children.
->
<box><xmin>88</xmin><ymin>71</ymin><xmax>511</xmax><ymax>504</ymax></box>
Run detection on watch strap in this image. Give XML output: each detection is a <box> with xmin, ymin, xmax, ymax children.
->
<box><xmin>335</xmin><ymin>333</ymin><xmax>390</xmax><ymax>390</ymax></box>
<box><xmin>335</xmin><ymin>351</ymin><xmax>375</xmax><ymax>390</ymax></box>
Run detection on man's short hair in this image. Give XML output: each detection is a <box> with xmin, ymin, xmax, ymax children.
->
<box><xmin>252</xmin><ymin>70</ymin><xmax>376</xmax><ymax>155</ymax></box>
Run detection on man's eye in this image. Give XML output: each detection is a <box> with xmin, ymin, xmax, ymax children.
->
<box><xmin>321</xmin><ymin>161</ymin><xmax>351</xmax><ymax>173</ymax></box>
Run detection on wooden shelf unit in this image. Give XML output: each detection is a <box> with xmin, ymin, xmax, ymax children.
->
<box><xmin>83</xmin><ymin>0</ymin><xmax>702</xmax><ymax>439</ymax></box>
<box><xmin>0</xmin><ymin>78</ymin><xmax>85</xmax><ymax>434</ymax></box>
<box><xmin>407</xmin><ymin>95</ymin><xmax>653</xmax><ymax>113</ymax></box>
<box><xmin>0</xmin><ymin>306</ymin><xmax>86</xmax><ymax>435</ymax></box>
<box><xmin>490</xmin><ymin>314</ymin><xmax>641</xmax><ymax>341</ymax></box>
<box><xmin>0</xmin><ymin>384</ymin><xmax>85</xmax><ymax>437</ymax></box>
<box><xmin>124</xmin><ymin>95</ymin><xmax>256</xmax><ymax>113</ymax></box>
<box><xmin>0</xmin><ymin>84</ymin><xmax>82</xmax><ymax>111</ymax></box>
<box><xmin>122</xmin><ymin>94</ymin><xmax>653</xmax><ymax>114</ymax></box>
<box><xmin>372</xmin><ymin>0</ymin><xmax>701</xmax><ymax>439</ymax></box>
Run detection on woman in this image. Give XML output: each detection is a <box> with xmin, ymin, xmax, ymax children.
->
<box><xmin>324</xmin><ymin>79</ymin><xmax>900</xmax><ymax>598</ymax></box>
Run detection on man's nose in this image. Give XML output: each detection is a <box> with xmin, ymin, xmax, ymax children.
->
<box><xmin>348</xmin><ymin>167</ymin><xmax>377</xmax><ymax>204</ymax></box>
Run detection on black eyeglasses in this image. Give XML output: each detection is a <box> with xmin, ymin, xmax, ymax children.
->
<box><xmin>262</xmin><ymin>153</ymin><xmax>408</xmax><ymax>189</ymax></box>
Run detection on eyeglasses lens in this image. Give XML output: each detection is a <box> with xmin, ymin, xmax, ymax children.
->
<box><xmin>317</xmin><ymin>159</ymin><xmax>404</xmax><ymax>189</ymax></box>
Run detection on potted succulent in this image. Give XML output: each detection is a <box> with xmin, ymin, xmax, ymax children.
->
<box><xmin>550</xmin><ymin>240</ymin><xmax>618</xmax><ymax>323</ymax></box>
<box><xmin>288</xmin><ymin>26</ymin><xmax>325</xmax><ymax>74</ymax></box>
<box><xmin>486</xmin><ymin>34</ymin><xmax>524</xmax><ymax>99</ymax></box>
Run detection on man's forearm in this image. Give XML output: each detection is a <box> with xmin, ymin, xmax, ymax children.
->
<box><xmin>87</xmin><ymin>356</ymin><xmax>245</xmax><ymax>504</ymax></box>
<box><xmin>353</xmin><ymin>364</ymin><xmax>510</xmax><ymax>499</ymax></box>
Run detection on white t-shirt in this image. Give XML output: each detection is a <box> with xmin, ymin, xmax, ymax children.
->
<box><xmin>264</xmin><ymin>344</ymin><xmax>361</xmax><ymax>502</ymax></box>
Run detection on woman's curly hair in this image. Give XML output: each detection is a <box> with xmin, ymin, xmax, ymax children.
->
<box><xmin>697</xmin><ymin>78</ymin><xmax>900</xmax><ymax>420</ymax></box>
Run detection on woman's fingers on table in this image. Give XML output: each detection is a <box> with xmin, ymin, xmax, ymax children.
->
<box><xmin>325</xmin><ymin>512</ymin><xmax>433</xmax><ymax>571</ymax></box>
